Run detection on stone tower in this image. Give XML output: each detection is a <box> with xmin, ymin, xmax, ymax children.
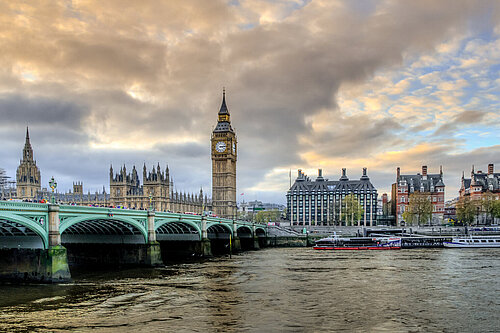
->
<box><xmin>211</xmin><ymin>89</ymin><xmax>237</xmax><ymax>219</ymax></box>
<box><xmin>16</xmin><ymin>127</ymin><xmax>41</xmax><ymax>200</ymax></box>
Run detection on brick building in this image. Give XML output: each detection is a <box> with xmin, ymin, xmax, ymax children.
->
<box><xmin>391</xmin><ymin>165</ymin><xmax>445</xmax><ymax>225</ymax></box>
<box><xmin>459</xmin><ymin>164</ymin><xmax>500</xmax><ymax>199</ymax></box>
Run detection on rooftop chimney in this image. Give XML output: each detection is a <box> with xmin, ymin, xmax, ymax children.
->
<box><xmin>422</xmin><ymin>165</ymin><xmax>427</xmax><ymax>176</ymax></box>
<box><xmin>360</xmin><ymin>167</ymin><xmax>369</xmax><ymax>180</ymax></box>
<box><xmin>397</xmin><ymin>167</ymin><xmax>400</xmax><ymax>179</ymax></box>
<box><xmin>316</xmin><ymin>169</ymin><xmax>325</xmax><ymax>181</ymax></box>
<box><xmin>339</xmin><ymin>168</ymin><xmax>349</xmax><ymax>181</ymax></box>
<box><xmin>488</xmin><ymin>164</ymin><xmax>494</xmax><ymax>175</ymax></box>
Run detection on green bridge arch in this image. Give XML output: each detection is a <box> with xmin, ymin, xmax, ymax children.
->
<box><xmin>155</xmin><ymin>218</ymin><xmax>203</xmax><ymax>241</ymax></box>
<box><xmin>0</xmin><ymin>212</ymin><xmax>49</xmax><ymax>249</ymax></box>
<box><xmin>59</xmin><ymin>215</ymin><xmax>148</xmax><ymax>243</ymax></box>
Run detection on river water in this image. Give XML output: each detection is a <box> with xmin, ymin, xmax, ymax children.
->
<box><xmin>0</xmin><ymin>248</ymin><xmax>499</xmax><ymax>332</ymax></box>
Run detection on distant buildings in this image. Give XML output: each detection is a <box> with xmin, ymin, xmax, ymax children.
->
<box><xmin>287</xmin><ymin>168</ymin><xmax>378</xmax><ymax>226</ymax></box>
<box><xmin>239</xmin><ymin>200</ymin><xmax>285</xmax><ymax>213</ymax></box>
<box><xmin>460</xmin><ymin>164</ymin><xmax>500</xmax><ymax>199</ymax></box>
<box><xmin>391</xmin><ymin>165</ymin><xmax>445</xmax><ymax>225</ymax></box>
<box><xmin>10</xmin><ymin>128</ymin><xmax>210</xmax><ymax>213</ymax></box>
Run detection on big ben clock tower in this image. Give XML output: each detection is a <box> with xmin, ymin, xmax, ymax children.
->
<box><xmin>211</xmin><ymin>89</ymin><xmax>237</xmax><ymax>219</ymax></box>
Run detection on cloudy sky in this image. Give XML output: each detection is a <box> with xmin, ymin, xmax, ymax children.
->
<box><xmin>1</xmin><ymin>0</ymin><xmax>500</xmax><ymax>204</ymax></box>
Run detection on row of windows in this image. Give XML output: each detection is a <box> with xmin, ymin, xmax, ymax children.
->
<box><xmin>398</xmin><ymin>187</ymin><xmax>445</xmax><ymax>193</ymax></box>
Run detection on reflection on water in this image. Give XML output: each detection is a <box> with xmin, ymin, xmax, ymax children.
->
<box><xmin>0</xmin><ymin>248</ymin><xmax>499</xmax><ymax>332</ymax></box>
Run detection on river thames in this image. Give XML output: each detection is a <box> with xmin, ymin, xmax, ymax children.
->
<box><xmin>0</xmin><ymin>248</ymin><xmax>499</xmax><ymax>332</ymax></box>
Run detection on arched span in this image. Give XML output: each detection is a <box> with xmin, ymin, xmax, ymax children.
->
<box><xmin>255</xmin><ymin>227</ymin><xmax>267</xmax><ymax>237</ymax></box>
<box><xmin>60</xmin><ymin>215</ymin><xmax>148</xmax><ymax>243</ymax></box>
<box><xmin>207</xmin><ymin>222</ymin><xmax>233</xmax><ymax>240</ymax></box>
<box><xmin>155</xmin><ymin>219</ymin><xmax>202</xmax><ymax>236</ymax></box>
<box><xmin>236</xmin><ymin>226</ymin><xmax>253</xmax><ymax>238</ymax></box>
<box><xmin>0</xmin><ymin>213</ymin><xmax>48</xmax><ymax>249</ymax></box>
<box><xmin>155</xmin><ymin>221</ymin><xmax>201</xmax><ymax>241</ymax></box>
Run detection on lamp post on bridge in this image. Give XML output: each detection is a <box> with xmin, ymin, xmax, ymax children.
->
<box><xmin>149</xmin><ymin>193</ymin><xmax>153</xmax><ymax>211</ymax></box>
<box><xmin>49</xmin><ymin>176</ymin><xmax>57</xmax><ymax>204</ymax></box>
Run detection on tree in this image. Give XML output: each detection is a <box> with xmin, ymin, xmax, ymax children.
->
<box><xmin>480</xmin><ymin>192</ymin><xmax>497</xmax><ymax>225</ymax></box>
<box><xmin>492</xmin><ymin>199</ymin><xmax>500</xmax><ymax>221</ymax></box>
<box><xmin>402</xmin><ymin>192</ymin><xmax>432</xmax><ymax>226</ymax></box>
<box><xmin>341</xmin><ymin>194</ymin><xmax>364</xmax><ymax>226</ymax></box>
<box><xmin>456</xmin><ymin>196</ymin><xmax>479</xmax><ymax>226</ymax></box>
<box><xmin>254</xmin><ymin>210</ymin><xmax>281</xmax><ymax>223</ymax></box>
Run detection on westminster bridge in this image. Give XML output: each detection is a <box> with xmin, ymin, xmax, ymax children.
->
<box><xmin>0</xmin><ymin>201</ymin><xmax>268</xmax><ymax>283</ymax></box>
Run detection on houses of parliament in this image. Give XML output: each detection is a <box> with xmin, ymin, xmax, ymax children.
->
<box><xmin>5</xmin><ymin>91</ymin><xmax>238</xmax><ymax>218</ymax></box>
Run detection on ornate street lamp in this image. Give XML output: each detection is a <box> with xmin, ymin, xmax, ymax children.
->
<box><xmin>49</xmin><ymin>176</ymin><xmax>57</xmax><ymax>204</ymax></box>
<box><xmin>149</xmin><ymin>192</ymin><xmax>153</xmax><ymax>211</ymax></box>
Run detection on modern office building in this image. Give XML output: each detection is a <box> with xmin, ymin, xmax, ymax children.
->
<box><xmin>286</xmin><ymin>168</ymin><xmax>378</xmax><ymax>226</ymax></box>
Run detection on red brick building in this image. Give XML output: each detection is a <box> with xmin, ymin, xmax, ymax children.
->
<box><xmin>391</xmin><ymin>166</ymin><xmax>445</xmax><ymax>225</ymax></box>
<box><xmin>459</xmin><ymin>164</ymin><xmax>500</xmax><ymax>200</ymax></box>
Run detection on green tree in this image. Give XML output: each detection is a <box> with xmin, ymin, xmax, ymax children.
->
<box><xmin>492</xmin><ymin>199</ymin><xmax>500</xmax><ymax>221</ymax></box>
<box><xmin>402</xmin><ymin>192</ymin><xmax>432</xmax><ymax>226</ymax></box>
<box><xmin>456</xmin><ymin>196</ymin><xmax>478</xmax><ymax>226</ymax></box>
<box><xmin>480</xmin><ymin>192</ymin><xmax>496</xmax><ymax>225</ymax></box>
<box><xmin>254</xmin><ymin>210</ymin><xmax>281</xmax><ymax>223</ymax></box>
<box><xmin>341</xmin><ymin>194</ymin><xmax>364</xmax><ymax>226</ymax></box>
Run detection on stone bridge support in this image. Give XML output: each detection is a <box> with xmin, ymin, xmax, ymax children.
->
<box><xmin>146</xmin><ymin>210</ymin><xmax>162</xmax><ymax>266</ymax></box>
<box><xmin>252</xmin><ymin>225</ymin><xmax>260</xmax><ymax>250</ymax></box>
<box><xmin>46</xmin><ymin>204</ymin><xmax>71</xmax><ymax>282</ymax></box>
<box><xmin>232</xmin><ymin>221</ymin><xmax>241</xmax><ymax>252</ymax></box>
<box><xmin>200</xmin><ymin>217</ymin><xmax>212</xmax><ymax>257</ymax></box>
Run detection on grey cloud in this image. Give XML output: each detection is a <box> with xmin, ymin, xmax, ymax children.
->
<box><xmin>433</xmin><ymin>110</ymin><xmax>487</xmax><ymax>135</ymax></box>
<box><xmin>308</xmin><ymin>116</ymin><xmax>404</xmax><ymax>157</ymax></box>
<box><xmin>0</xmin><ymin>94</ymin><xmax>87</xmax><ymax>128</ymax></box>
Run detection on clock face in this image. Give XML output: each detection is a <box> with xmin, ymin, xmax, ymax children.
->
<box><xmin>232</xmin><ymin>142</ymin><xmax>236</xmax><ymax>153</ymax></box>
<box><xmin>215</xmin><ymin>141</ymin><xmax>226</xmax><ymax>152</ymax></box>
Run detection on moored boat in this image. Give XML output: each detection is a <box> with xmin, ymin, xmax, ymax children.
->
<box><xmin>313</xmin><ymin>235</ymin><xmax>401</xmax><ymax>250</ymax></box>
<box><xmin>443</xmin><ymin>236</ymin><xmax>500</xmax><ymax>248</ymax></box>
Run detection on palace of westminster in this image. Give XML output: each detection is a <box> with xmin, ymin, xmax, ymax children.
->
<box><xmin>2</xmin><ymin>91</ymin><xmax>238</xmax><ymax>219</ymax></box>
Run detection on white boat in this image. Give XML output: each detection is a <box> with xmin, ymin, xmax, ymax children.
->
<box><xmin>443</xmin><ymin>236</ymin><xmax>500</xmax><ymax>248</ymax></box>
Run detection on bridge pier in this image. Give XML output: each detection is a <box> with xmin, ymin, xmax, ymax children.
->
<box><xmin>146</xmin><ymin>211</ymin><xmax>163</xmax><ymax>266</ymax></box>
<box><xmin>252</xmin><ymin>225</ymin><xmax>260</xmax><ymax>250</ymax></box>
<box><xmin>45</xmin><ymin>205</ymin><xmax>71</xmax><ymax>282</ymax></box>
<box><xmin>232</xmin><ymin>222</ymin><xmax>241</xmax><ymax>252</ymax></box>
<box><xmin>200</xmin><ymin>217</ymin><xmax>212</xmax><ymax>257</ymax></box>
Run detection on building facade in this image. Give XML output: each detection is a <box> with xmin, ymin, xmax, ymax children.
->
<box><xmin>10</xmin><ymin>128</ymin><xmax>210</xmax><ymax>213</ymax></box>
<box><xmin>16</xmin><ymin>128</ymin><xmax>41</xmax><ymax>200</ymax></box>
<box><xmin>211</xmin><ymin>90</ymin><xmax>237</xmax><ymax>219</ymax></box>
<box><xmin>286</xmin><ymin>168</ymin><xmax>378</xmax><ymax>226</ymax></box>
<box><xmin>392</xmin><ymin>165</ymin><xmax>445</xmax><ymax>225</ymax></box>
<box><xmin>108</xmin><ymin>163</ymin><xmax>208</xmax><ymax>212</ymax></box>
<box><xmin>459</xmin><ymin>164</ymin><xmax>500</xmax><ymax>199</ymax></box>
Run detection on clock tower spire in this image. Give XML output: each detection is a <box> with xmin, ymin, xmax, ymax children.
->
<box><xmin>211</xmin><ymin>89</ymin><xmax>237</xmax><ymax>219</ymax></box>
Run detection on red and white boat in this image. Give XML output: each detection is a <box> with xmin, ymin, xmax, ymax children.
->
<box><xmin>313</xmin><ymin>234</ymin><xmax>401</xmax><ymax>250</ymax></box>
